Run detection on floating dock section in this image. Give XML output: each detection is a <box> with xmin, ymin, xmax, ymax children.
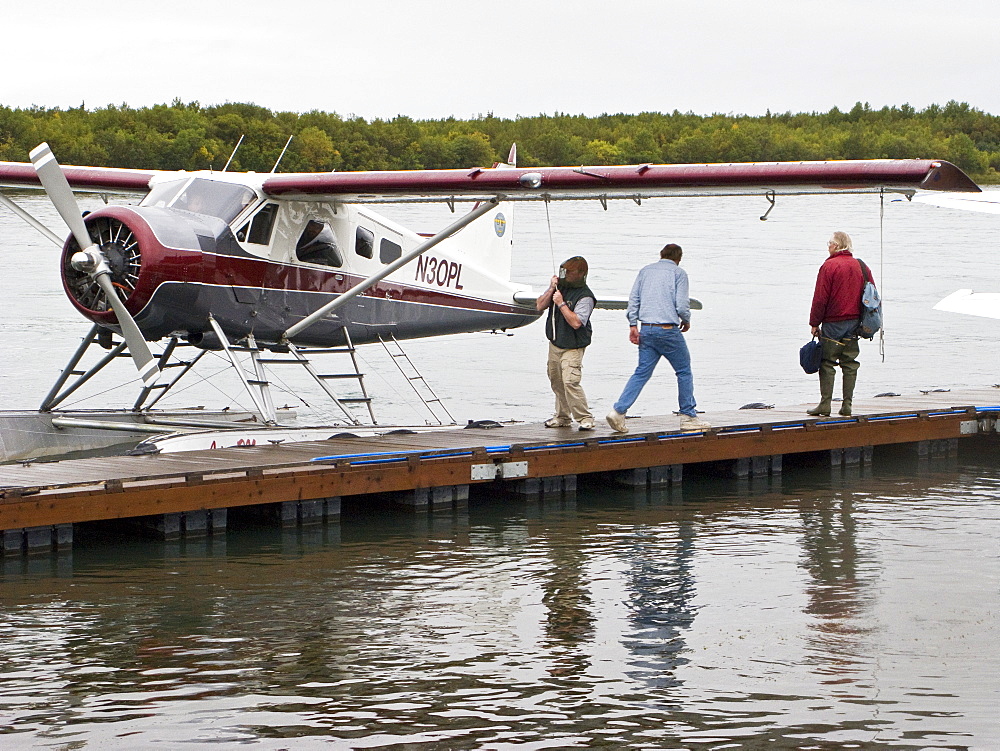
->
<box><xmin>2</xmin><ymin>388</ymin><xmax>998</xmax><ymax>555</ymax></box>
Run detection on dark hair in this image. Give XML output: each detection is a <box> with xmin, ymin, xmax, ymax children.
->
<box><xmin>660</xmin><ymin>243</ymin><xmax>683</xmax><ymax>262</ymax></box>
<box><xmin>560</xmin><ymin>256</ymin><xmax>589</xmax><ymax>275</ymax></box>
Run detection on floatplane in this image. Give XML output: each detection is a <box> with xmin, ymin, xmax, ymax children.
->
<box><xmin>0</xmin><ymin>142</ymin><xmax>980</xmax><ymax>462</ymax></box>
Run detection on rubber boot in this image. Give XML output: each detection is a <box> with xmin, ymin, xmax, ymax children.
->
<box><xmin>807</xmin><ymin>368</ymin><xmax>834</xmax><ymax>416</ymax></box>
<box><xmin>839</xmin><ymin>370</ymin><xmax>857</xmax><ymax>416</ymax></box>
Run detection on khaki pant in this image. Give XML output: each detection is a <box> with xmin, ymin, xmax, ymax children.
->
<box><xmin>546</xmin><ymin>342</ymin><xmax>592</xmax><ymax>422</ymax></box>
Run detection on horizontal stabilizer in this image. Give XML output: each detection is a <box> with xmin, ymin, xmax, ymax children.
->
<box><xmin>513</xmin><ymin>291</ymin><xmax>702</xmax><ymax>311</ymax></box>
<box><xmin>934</xmin><ymin>289</ymin><xmax>1000</xmax><ymax>320</ymax></box>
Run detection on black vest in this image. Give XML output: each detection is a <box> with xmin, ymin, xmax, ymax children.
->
<box><xmin>546</xmin><ymin>284</ymin><xmax>595</xmax><ymax>349</ymax></box>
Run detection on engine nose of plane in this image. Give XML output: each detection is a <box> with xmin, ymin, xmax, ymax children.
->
<box><xmin>58</xmin><ymin>205</ymin><xmax>164</xmax><ymax>325</ymax></box>
<box><xmin>61</xmin><ymin>210</ymin><xmax>143</xmax><ymax>315</ymax></box>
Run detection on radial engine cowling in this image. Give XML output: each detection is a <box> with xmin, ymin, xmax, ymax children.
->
<box><xmin>61</xmin><ymin>207</ymin><xmax>148</xmax><ymax>320</ymax></box>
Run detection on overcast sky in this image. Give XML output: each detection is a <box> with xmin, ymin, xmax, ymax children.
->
<box><xmin>3</xmin><ymin>0</ymin><xmax>998</xmax><ymax>120</ymax></box>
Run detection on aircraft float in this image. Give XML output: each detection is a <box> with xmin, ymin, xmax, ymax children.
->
<box><xmin>0</xmin><ymin>143</ymin><xmax>980</xmax><ymax>460</ymax></box>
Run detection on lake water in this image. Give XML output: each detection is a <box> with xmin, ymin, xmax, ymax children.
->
<box><xmin>2</xmin><ymin>188</ymin><xmax>1000</xmax><ymax>747</ymax></box>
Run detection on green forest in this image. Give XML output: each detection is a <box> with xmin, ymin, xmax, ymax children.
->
<box><xmin>2</xmin><ymin>99</ymin><xmax>999</xmax><ymax>182</ymax></box>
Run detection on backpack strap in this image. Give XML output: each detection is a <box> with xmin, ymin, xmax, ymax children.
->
<box><xmin>856</xmin><ymin>259</ymin><xmax>871</xmax><ymax>326</ymax></box>
<box><xmin>857</xmin><ymin>259</ymin><xmax>873</xmax><ymax>284</ymax></box>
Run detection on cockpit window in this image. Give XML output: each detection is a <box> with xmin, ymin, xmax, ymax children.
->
<box><xmin>142</xmin><ymin>178</ymin><xmax>257</xmax><ymax>223</ymax></box>
<box><xmin>142</xmin><ymin>179</ymin><xmax>187</xmax><ymax>210</ymax></box>
<box><xmin>296</xmin><ymin>220</ymin><xmax>342</xmax><ymax>267</ymax></box>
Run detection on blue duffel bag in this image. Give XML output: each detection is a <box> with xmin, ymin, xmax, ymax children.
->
<box><xmin>800</xmin><ymin>337</ymin><xmax>822</xmax><ymax>374</ymax></box>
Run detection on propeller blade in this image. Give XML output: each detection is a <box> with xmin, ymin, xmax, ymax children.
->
<box><xmin>93</xmin><ymin>274</ymin><xmax>159</xmax><ymax>387</ymax></box>
<box><xmin>29</xmin><ymin>142</ymin><xmax>159</xmax><ymax>388</ymax></box>
<box><xmin>28</xmin><ymin>142</ymin><xmax>95</xmax><ymax>252</ymax></box>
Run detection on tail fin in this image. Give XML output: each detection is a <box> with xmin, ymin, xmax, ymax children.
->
<box><xmin>437</xmin><ymin>145</ymin><xmax>517</xmax><ymax>282</ymax></box>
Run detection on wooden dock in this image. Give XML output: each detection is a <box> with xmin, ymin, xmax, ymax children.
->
<box><xmin>3</xmin><ymin>388</ymin><xmax>998</xmax><ymax>554</ymax></box>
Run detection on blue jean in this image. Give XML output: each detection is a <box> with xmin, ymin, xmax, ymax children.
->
<box><xmin>613</xmin><ymin>327</ymin><xmax>696</xmax><ymax>417</ymax></box>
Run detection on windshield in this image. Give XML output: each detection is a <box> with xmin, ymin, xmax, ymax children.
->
<box><xmin>142</xmin><ymin>178</ymin><xmax>257</xmax><ymax>223</ymax></box>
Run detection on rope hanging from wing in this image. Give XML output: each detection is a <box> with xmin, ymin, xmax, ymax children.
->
<box><xmin>544</xmin><ymin>196</ymin><xmax>557</xmax><ymax>274</ymax></box>
<box><xmin>878</xmin><ymin>189</ymin><xmax>885</xmax><ymax>362</ymax></box>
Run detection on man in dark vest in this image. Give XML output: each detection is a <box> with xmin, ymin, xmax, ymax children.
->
<box><xmin>536</xmin><ymin>256</ymin><xmax>596</xmax><ymax>430</ymax></box>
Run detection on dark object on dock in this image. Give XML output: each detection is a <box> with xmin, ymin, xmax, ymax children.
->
<box><xmin>384</xmin><ymin>429</ymin><xmax>418</xmax><ymax>435</ymax></box>
<box><xmin>874</xmin><ymin>392</ymin><xmax>901</xmax><ymax>397</ymax></box>
<box><xmin>799</xmin><ymin>338</ymin><xmax>822</xmax><ymax>374</ymax></box>
<box><xmin>126</xmin><ymin>444</ymin><xmax>161</xmax><ymax>455</ymax></box>
<box><xmin>739</xmin><ymin>403</ymin><xmax>774</xmax><ymax>410</ymax></box>
<box><xmin>466</xmin><ymin>420</ymin><xmax>504</xmax><ymax>429</ymax></box>
<box><xmin>328</xmin><ymin>432</ymin><xmax>359</xmax><ymax>439</ymax></box>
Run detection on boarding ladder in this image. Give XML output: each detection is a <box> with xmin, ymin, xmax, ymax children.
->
<box><xmin>378</xmin><ymin>333</ymin><xmax>456</xmax><ymax>426</ymax></box>
<box><xmin>209</xmin><ymin>317</ymin><xmax>375</xmax><ymax>426</ymax></box>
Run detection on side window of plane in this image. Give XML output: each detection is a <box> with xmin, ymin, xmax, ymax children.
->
<box><xmin>296</xmin><ymin>220</ymin><xmax>343</xmax><ymax>268</ymax></box>
<box><xmin>380</xmin><ymin>238</ymin><xmax>402</xmax><ymax>264</ymax></box>
<box><xmin>237</xmin><ymin>203</ymin><xmax>279</xmax><ymax>245</ymax></box>
<box><xmin>355</xmin><ymin>226</ymin><xmax>374</xmax><ymax>259</ymax></box>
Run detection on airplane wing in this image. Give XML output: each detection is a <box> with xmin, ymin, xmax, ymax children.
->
<box><xmin>0</xmin><ymin>161</ymin><xmax>158</xmax><ymax>195</ymax></box>
<box><xmin>934</xmin><ymin>289</ymin><xmax>1000</xmax><ymax>320</ymax></box>
<box><xmin>912</xmin><ymin>189</ymin><xmax>1000</xmax><ymax>214</ymax></box>
<box><xmin>262</xmin><ymin>159</ymin><xmax>980</xmax><ymax>204</ymax></box>
<box><xmin>1</xmin><ymin>157</ymin><xmax>979</xmax><ymax>204</ymax></box>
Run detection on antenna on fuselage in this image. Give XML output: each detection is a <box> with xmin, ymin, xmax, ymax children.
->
<box><xmin>271</xmin><ymin>135</ymin><xmax>294</xmax><ymax>173</ymax></box>
<box><xmin>222</xmin><ymin>135</ymin><xmax>244</xmax><ymax>172</ymax></box>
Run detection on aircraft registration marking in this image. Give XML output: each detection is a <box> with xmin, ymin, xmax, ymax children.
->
<box><xmin>415</xmin><ymin>255</ymin><xmax>464</xmax><ymax>290</ymax></box>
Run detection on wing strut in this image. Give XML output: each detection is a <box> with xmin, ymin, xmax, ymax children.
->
<box><xmin>0</xmin><ymin>190</ymin><xmax>66</xmax><ymax>246</ymax></box>
<box><xmin>282</xmin><ymin>197</ymin><xmax>501</xmax><ymax>341</ymax></box>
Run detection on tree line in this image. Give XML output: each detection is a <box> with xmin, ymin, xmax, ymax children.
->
<box><xmin>1</xmin><ymin>99</ymin><xmax>999</xmax><ymax>182</ymax></box>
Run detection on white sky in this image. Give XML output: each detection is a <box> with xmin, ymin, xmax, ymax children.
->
<box><xmin>3</xmin><ymin>0</ymin><xmax>998</xmax><ymax>120</ymax></box>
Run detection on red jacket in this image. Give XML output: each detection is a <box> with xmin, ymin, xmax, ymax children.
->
<box><xmin>809</xmin><ymin>250</ymin><xmax>873</xmax><ymax>326</ymax></box>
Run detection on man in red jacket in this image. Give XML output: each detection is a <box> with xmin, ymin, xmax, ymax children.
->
<box><xmin>807</xmin><ymin>231</ymin><xmax>873</xmax><ymax>416</ymax></box>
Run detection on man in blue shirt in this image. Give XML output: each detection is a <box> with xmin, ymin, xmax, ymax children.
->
<box><xmin>606</xmin><ymin>243</ymin><xmax>711</xmax><ymax>434</ymax></box>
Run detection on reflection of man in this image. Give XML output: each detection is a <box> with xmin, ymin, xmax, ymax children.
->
<box><xmin>296</xmin><ymin>220</ymin><xmax>342</xmax><ymax>267</ymax></box>
<box><xmin>808</xmin><ymin>231</ymin><xmax>871</xmax><ymax>417</ymax></box>
<box><xmin>607</xmin><ymin>243</ymin><xmax>711</xmax><ymax>434</ymax></box>
<box><xmin>535</xmin><ymin>256</ymin><xmax>596</xmax><ymax>431</ymax></box>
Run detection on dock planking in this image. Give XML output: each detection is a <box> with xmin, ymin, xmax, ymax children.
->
<box><xmin>1</xmin><ymin>387</ymin><xmax>998</xmax><ymax>546</ymax></box>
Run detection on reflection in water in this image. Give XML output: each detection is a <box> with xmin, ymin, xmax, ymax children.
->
<box><xmin>2</xmin><ymin>463</ymin><xmax>1000</xmax><ymax>747</ymax></box>
<box><xmin>798</xmin><ymin>469</ymin><xmax>874</xmax><ymax>687</ymax></box>
<box><xmin>622</xmin><ymin>517</ymin><xmax>696</xmax><ymax>691</ymax></box>
<box><xmin>539</xmin><ymin>520</ymin><xmax>596</xmax><ymax>677</ymax></box>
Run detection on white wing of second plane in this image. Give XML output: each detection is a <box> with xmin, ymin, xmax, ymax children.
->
<box><xmin>913</xmin><ymin>190</ymin><xmax>1000</xmax><ymax>214</ymax></box>
<box><xmin>934</xmin><ymin>289</ymin><xmax>1000</xmax><ymax>319</ymax></box>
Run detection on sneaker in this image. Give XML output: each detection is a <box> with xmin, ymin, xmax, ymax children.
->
<box><xmin>578</xmin><ymin>417</ymin><xmax>595</xmax><ymax>431</ymax></box>
<box><xmin>606</xmin><ymin>410</ymin><xmax>628</xmax><ymax>433</ymax></box>
<box><xmin>544</xmin><ymin>417</ymin><xmax>571</xmax><ymax>428</ymax></box>
<box><xmin>679</xmin><ymin>414</ymin><xmax>712</xmax><ymax>432</ymax></box>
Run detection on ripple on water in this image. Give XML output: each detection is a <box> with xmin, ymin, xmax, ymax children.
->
<box><xmin>2</xmin><ymin>456</ymin><xmax>1000</xmax><ymax>746</ymax></box>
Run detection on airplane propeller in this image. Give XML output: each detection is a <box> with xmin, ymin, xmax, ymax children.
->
<box><xmin>29</xmin><ymin>143</ymin><xmax>159</xmax><ymax>387</ymax></box>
